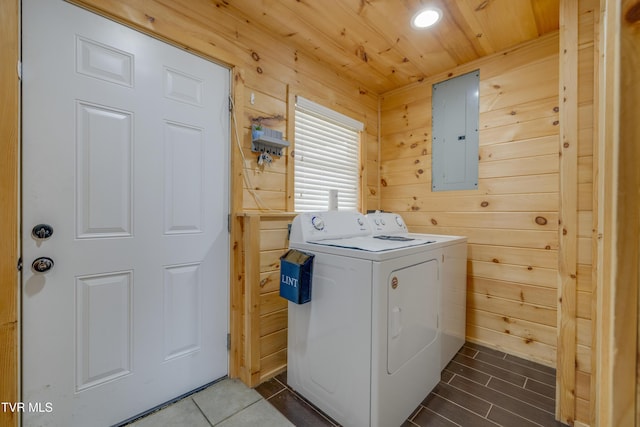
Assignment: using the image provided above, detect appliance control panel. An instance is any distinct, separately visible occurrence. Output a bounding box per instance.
[289,211,371,243]
[366,211,408,235]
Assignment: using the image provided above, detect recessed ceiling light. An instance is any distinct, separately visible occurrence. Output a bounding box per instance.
[411,7,442,29]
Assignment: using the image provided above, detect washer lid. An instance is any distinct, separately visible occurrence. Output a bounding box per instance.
[308,235,435,252]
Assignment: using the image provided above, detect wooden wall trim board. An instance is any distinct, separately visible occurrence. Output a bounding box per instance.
[285,87,296,213]
[231,69,247,218]
[0,0,19,427]
[229,66,246,380]
[558,0,579,424]
[596,0,640,425]
[617,2,640,425]
[243,215,262,386]
[230,214,244,381]
[594,0,618,424]
[590,1,602,424]
[360,130,369,213]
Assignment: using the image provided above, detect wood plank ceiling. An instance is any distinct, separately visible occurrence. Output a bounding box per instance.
[219,0,560,93]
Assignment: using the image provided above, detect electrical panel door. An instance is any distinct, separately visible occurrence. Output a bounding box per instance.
[432,70,479,191]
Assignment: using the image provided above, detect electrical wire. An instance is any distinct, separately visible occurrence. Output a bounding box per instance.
[229,95,283,212]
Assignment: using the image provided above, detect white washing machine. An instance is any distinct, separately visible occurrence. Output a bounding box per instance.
[287,211,466,427]
[366,211,468,370]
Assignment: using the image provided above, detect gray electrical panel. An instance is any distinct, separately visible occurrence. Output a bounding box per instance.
[431,70,479,191]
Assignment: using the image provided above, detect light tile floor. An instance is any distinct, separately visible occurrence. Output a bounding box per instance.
[124,378,294,427]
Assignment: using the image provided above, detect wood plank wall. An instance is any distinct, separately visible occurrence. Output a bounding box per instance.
[237,213,295,386]
[380,32,562,365]
[69,0,379,387]
[379,6,599,423]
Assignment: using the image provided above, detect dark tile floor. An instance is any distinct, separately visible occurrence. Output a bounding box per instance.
[256,342,569,427]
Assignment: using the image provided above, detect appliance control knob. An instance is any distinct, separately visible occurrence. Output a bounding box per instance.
[374,219,380,226]
[381,219,386,226]
[311,216,325,231]
[395,216,404,227]
[357,217,364,226]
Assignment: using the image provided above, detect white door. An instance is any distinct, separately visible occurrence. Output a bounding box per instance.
[22,1,230,425]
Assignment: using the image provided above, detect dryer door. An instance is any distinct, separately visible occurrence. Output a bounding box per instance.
[387,259,439,373]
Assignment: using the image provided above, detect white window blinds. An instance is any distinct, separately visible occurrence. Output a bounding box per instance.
[294,97,363,212]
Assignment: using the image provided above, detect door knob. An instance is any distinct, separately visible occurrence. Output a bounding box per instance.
[32,257,54,273]
[32,224,54,240]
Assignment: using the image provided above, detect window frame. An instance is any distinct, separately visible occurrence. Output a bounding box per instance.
[289,96,365,213]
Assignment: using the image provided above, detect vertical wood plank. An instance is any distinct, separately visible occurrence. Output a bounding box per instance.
[286,86,296,212]
[230,214,244,380]
[232,68,246,219]
[615,0,640,424]
[558,0,579,423]
[229,67,246,381]
[244,215,262,387]
[0,0,19,426]
[595,0,618,425]
[359,129,369,213]
[372,96,382,212]
[590,1,602,425]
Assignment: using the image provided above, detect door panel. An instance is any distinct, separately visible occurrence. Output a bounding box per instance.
[163,121,205,234]
[387,260,439,374]
[76,271,133,391]
[22,1,230,425]
[76,102,133,238]
[163,263,202,360]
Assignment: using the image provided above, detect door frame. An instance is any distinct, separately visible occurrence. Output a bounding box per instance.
[0,1,20,427]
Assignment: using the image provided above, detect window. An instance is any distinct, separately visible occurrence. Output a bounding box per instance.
[294,97,363,212]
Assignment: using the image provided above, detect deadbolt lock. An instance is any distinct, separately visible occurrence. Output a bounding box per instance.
[32,224,54,240]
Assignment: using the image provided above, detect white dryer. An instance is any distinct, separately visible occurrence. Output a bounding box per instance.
[366,211,468,370]
[287,211,465,427]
